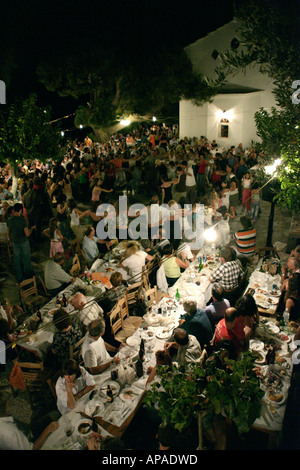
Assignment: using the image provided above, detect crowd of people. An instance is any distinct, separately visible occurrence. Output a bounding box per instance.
[0,123,299,450]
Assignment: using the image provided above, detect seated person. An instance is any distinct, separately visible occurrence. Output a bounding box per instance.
[179,297,213,349]
[213,307,246,356]
[284,273,300,322]
[82,226,104,266]
[70,292,104,330]
[164,328,202,371]
[281,257,300,292]
[44,252,75,296]
[119,242,154,284]
[98,272,127,313]
[0,300,23,331]
[146,350,172,387]
[0,416,58,450]
[81,319,120,375]
[161,244,189,287]
[209,247,244,294]
[55,359,96,415]
[44,308,83,373]
[204,283,230,329]
[234,294,259,342]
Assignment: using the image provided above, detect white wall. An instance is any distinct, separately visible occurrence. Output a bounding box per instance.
[179,91,277,147]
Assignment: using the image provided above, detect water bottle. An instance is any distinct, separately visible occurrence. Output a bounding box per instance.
[283,309,290,327]
[151,301,157,315]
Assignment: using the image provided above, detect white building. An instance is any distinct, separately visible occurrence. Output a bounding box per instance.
[179,20,278,147]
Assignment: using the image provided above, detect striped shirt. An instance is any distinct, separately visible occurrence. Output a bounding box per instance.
[233,227,256,255]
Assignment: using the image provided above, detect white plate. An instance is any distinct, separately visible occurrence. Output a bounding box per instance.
[126,336,139,347]
[265,323,280,334]
[140,329,155,340]
[119,388,139,402]
[253,350,266,364]
[156,327,172,340]
[249,340,265,351]
[76,419,93,436]
[267,390,286,406]
[99,381,120,398]
[85,401,105,417]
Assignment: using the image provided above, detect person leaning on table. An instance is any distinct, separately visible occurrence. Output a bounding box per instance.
[55,359,96,415]
[44,252,75,297]
[81,318,121,375]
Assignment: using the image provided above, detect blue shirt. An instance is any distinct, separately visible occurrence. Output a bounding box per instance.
[180,309,213,348]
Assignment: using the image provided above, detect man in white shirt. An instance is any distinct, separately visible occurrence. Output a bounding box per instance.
[0,417,58,450]
[82,227,100,265]
[70,292,104,330]
[44,252,75,296]
[81,319,120,374]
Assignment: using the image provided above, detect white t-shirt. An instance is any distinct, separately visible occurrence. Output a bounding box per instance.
[0,417,33,450]
[122,250,148,283]
[81,335,111,369]
[73,302,103,327]
[55,366,95,415]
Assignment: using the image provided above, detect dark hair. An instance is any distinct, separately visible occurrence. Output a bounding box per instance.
[212,283,225,301]
[100,436,126,450]
[162,244,174,256]
[110,271,123,287]
[157,424,178,448]
[88,319,105,337]
[85,226,94,237]
[220,247,232,262]
[235,294,258,317]
[13,203,23,213]
[155,350,172,369]
[240,216,252,229]
[61,359,81,378]
[53,308,72,331]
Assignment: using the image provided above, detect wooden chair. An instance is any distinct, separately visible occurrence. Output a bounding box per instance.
[0,232,11,263]
[125,281,143,308]
[12,361,48,410]
[118,296,142,332]
[69,336,85,363]
[145,286,159,310]
[109,302,127,343]
[17,276,48,313]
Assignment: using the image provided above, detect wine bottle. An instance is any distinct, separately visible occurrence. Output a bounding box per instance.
[106,385,114,403]
[175,289,180,301]
[139,339,145,361]
[136,359,143,378]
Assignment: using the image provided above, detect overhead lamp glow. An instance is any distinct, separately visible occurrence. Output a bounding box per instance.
[61,131,64,136]
[216,109,233,123]
[79,124,83,129]
[204,228,217,242]
[265,158,282,175]
[120,119,130,126]
[152,116,157,122]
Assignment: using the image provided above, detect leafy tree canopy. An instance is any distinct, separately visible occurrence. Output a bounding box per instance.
[211,0,300,213]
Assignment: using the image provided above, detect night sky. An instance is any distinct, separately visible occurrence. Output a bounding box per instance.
[0,0,235,117]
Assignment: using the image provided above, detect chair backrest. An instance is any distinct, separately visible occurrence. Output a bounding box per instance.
[18,277,38,300]
[69,336,85,361]
[125,281,143,305]
[109,303,123,336]
[117,296,129,323]
[145,286,158,309]
[18,362,44,386]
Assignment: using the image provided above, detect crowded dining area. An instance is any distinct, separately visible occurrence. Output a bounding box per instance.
[0,126,299,452]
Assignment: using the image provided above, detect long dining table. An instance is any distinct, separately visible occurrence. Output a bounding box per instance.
[12,243,296,450]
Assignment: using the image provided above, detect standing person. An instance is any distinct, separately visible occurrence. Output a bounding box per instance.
[241,172,252,215]
[173,166,187,204]
[185,160,197,205]
[7,203,35,283]
[233,216,256,258]
[196,153,207,196]
[49,217,64,258]
[250,181,261,223]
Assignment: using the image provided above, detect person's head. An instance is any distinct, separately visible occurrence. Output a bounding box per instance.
[157,424,178,450]
[110,271,123,287]
[13,203,23,215]
[224,308,238,329]
[140,239,151,251]
[220,247,232,263]
[162,244,174,257]
[85,226,95,239]
[53,252,65,265]
[240,216,252,229]
[173,328,189,346]
[286,273,300,301]
[288,256,300,273]
[292,245,300,259]
[126,242,139,256]
[235,294,258,318]
[49,217,58,238]
[155,350,172,369]
[53,308,72,331]
[182,297,198,316]
[88,318,105,338]
[100,436,126,450]
[61,359,81,381]
[71,292,87,310]
[212,283,225,301]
